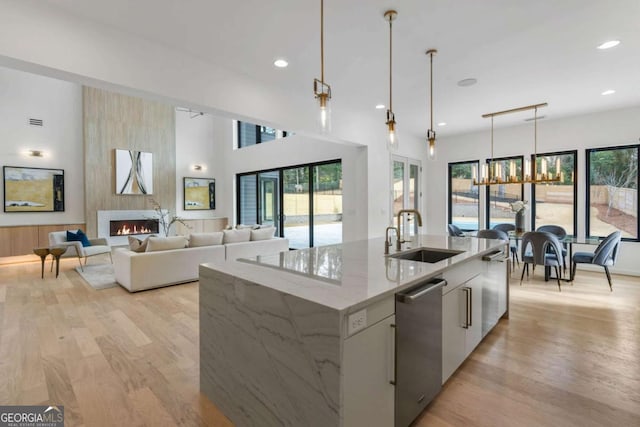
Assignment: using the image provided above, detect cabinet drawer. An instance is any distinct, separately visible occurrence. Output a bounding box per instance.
[442,258,483,295]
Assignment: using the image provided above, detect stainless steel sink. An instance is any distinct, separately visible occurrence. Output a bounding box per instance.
[389,247,463,263]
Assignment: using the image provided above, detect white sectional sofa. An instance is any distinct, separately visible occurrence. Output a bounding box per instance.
[113,231,288,292]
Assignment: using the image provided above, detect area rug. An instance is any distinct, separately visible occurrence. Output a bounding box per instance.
[75,264,119,290]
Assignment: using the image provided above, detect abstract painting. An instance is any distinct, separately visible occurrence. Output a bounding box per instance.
[115,149,153,195]
[3,166,65,212]
[184,177,215,210]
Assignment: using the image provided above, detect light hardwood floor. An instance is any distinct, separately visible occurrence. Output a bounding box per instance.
[1,258,639,427]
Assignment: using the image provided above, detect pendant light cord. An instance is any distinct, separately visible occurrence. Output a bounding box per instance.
[429,52,433,131]
[320,0,324,84]
[389,16,393,112]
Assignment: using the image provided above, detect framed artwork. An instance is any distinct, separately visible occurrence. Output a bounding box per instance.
[184,177,215,210]
[3,166,65,212]
[115,149,153,194]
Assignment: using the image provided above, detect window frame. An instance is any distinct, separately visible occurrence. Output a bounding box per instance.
[530,150,578,235]
[236,158,342,248]
[585,144,639,242]
[485,155,524,229]
[237,121,287,148]
[448,159,480,232]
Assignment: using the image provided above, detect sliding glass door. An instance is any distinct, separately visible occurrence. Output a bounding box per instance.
[237,160,342,249]
[283,166,310,249]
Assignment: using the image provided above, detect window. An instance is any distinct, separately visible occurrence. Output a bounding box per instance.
[237,121,287,148]
[486,156,523,229]
[448,160,480,232]
[586,145,639,240]
[237,160,342,248]
[531,151,577,235]
[391,156,421,237]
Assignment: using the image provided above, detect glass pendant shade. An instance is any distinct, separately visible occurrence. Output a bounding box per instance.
[317,94,331,133]
[387,115,399,151]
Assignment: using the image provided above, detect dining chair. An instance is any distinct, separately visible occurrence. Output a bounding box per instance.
[536,225,568,272]
[477,229,508,240]
[571,231,621,291]
[520,231,564,291]
[448,224,465,237]
[492,223,519,267]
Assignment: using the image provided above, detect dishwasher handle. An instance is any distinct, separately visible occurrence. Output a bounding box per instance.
[396,279,447,304]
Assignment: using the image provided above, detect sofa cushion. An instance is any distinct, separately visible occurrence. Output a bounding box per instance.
[67,229,92,247]
[189,232,224,247]
[250,226,276,241]
[145,236,188,252]
[128,235,157,253]
[223,228,251,244]
[236,224,259,230]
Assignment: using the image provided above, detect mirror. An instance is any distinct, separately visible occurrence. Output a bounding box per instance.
[183,177,215,210]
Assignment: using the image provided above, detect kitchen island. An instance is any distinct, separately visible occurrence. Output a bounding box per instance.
[199,235,508,427]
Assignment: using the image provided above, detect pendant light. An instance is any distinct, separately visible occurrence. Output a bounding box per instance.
[473,102,560,186]
[384,10,398,150]
[426,49,437,160]
[314,0,331,133]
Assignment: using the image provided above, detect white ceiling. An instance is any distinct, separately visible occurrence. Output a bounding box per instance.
[44,0,640,138]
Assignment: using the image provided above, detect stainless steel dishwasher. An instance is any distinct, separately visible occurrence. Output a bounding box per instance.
[395,277,446,427]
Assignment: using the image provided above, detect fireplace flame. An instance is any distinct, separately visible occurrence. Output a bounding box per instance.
[115,225,153,235]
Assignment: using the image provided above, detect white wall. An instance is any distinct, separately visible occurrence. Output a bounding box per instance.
[427,106,640,276]
[0,66,83,226]
[175,111,231,220]
[0,1,429,240]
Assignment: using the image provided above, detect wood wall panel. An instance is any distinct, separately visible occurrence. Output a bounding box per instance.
[0,224,86,257]
[174,218,228,236]
[83,87,176,237]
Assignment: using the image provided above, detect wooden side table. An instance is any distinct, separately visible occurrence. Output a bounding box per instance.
[49,247,67,278]
[33,247,50,279]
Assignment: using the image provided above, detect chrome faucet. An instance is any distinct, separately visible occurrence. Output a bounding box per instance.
[396,209,423,250]
[385,226,399,255]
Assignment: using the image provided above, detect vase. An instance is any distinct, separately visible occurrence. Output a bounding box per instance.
[515,211,525,233]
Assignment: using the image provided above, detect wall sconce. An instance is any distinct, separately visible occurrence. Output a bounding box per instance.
[193,164,204,171]
[28,150,44,157]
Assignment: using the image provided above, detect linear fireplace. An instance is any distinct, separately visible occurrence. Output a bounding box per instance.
[98,210,166,246]
[109,219,159,237]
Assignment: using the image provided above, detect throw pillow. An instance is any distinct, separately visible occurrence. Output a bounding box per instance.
[145,236,188,252]
[250,227,276,241]
[189,232,223,247]
[67,229,92,247]
[223,228,251,244]
[128,235,156,253]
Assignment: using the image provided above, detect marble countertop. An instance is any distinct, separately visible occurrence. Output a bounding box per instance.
[200,234,505,312]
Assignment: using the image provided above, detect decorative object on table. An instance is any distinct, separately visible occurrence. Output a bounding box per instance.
[3,166,64,212]
[115,149,153,194]
[183,177,215,210]
[510,200,529,232]
[149,198,189,237]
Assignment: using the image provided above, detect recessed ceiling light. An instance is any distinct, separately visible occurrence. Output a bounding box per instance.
[597,40,620,50]
[273,59,289,68]
[437,122,447,127]
[601,89,616,96]
[375,104,386,109]
[457,78,477,87]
